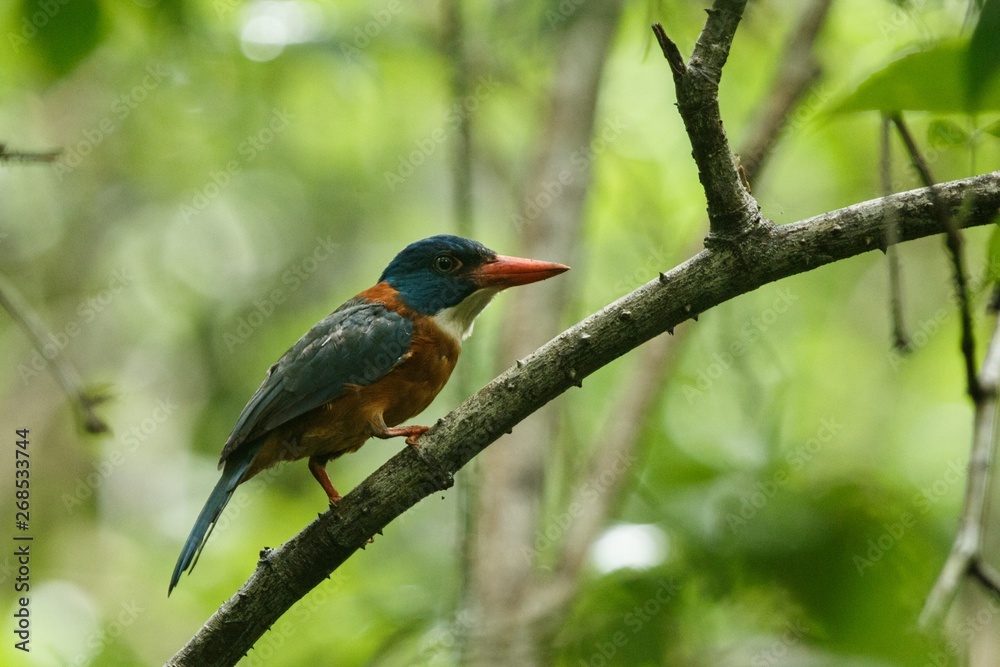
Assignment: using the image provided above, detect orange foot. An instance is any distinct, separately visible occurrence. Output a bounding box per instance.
[308,457,343,505]
[373,424,429,448]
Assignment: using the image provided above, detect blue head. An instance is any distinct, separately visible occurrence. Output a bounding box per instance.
[378,235,568,338]
[380,236,495,314]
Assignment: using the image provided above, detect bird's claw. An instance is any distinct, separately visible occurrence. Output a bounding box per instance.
[405,426,429,447]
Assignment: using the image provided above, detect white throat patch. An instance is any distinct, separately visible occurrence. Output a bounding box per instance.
[433,288,501,343]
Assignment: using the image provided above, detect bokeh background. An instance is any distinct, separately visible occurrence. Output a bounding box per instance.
[2,0,1000,664]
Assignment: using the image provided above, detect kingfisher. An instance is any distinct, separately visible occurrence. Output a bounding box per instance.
[169,235,568,594]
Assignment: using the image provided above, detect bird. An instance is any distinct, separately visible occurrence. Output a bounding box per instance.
[169,235,568,594]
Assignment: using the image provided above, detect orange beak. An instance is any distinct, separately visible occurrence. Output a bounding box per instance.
[471,255,570,289]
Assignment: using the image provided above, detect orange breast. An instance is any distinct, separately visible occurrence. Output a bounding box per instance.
[242,311,460,480]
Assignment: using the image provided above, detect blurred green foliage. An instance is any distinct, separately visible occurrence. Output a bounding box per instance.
[833,39,1000,113]
[967,0,1000,108]
[1,0,1000,665]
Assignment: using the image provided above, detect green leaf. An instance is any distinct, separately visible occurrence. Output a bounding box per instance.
[834,39,1000,114]
[19,0,104,78]
[968,0,1000,109]
[927,119,969,147]
[985,117,1000,138]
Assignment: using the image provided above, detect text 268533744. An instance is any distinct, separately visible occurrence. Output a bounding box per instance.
[13,428,31,653]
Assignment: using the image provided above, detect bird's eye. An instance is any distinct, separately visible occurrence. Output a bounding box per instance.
[433,254,461,274]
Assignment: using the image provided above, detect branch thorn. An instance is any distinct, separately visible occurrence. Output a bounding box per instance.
[651,23,687,78]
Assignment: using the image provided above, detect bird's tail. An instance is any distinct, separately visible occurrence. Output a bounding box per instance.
[168,444,260,595]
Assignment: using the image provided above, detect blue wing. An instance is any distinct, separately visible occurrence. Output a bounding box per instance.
[218,297,413,463]
[171,298,412,593]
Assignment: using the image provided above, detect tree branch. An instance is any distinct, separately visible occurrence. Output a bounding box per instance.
[534,0,835,621]
[652,0,759,238]
[0,143,61,163]
[168,171,1000,666]
[0,143,105,432]
[465,1,625,663]
[920,310,1000,626]
[0,273,109,434]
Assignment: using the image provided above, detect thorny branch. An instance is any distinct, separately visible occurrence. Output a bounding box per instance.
[168,172,1000,667]
[534,0,836,623]
[651,0,759,239]
[167,2,1000,663]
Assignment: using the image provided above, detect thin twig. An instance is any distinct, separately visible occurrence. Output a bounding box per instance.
[890,113,981,400]
[0,273,108,433]
[969,559,1000,598]
[0,144,62,163]
[920,314,1000,626]
[650,0,760,238]
[881,115,910,351]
